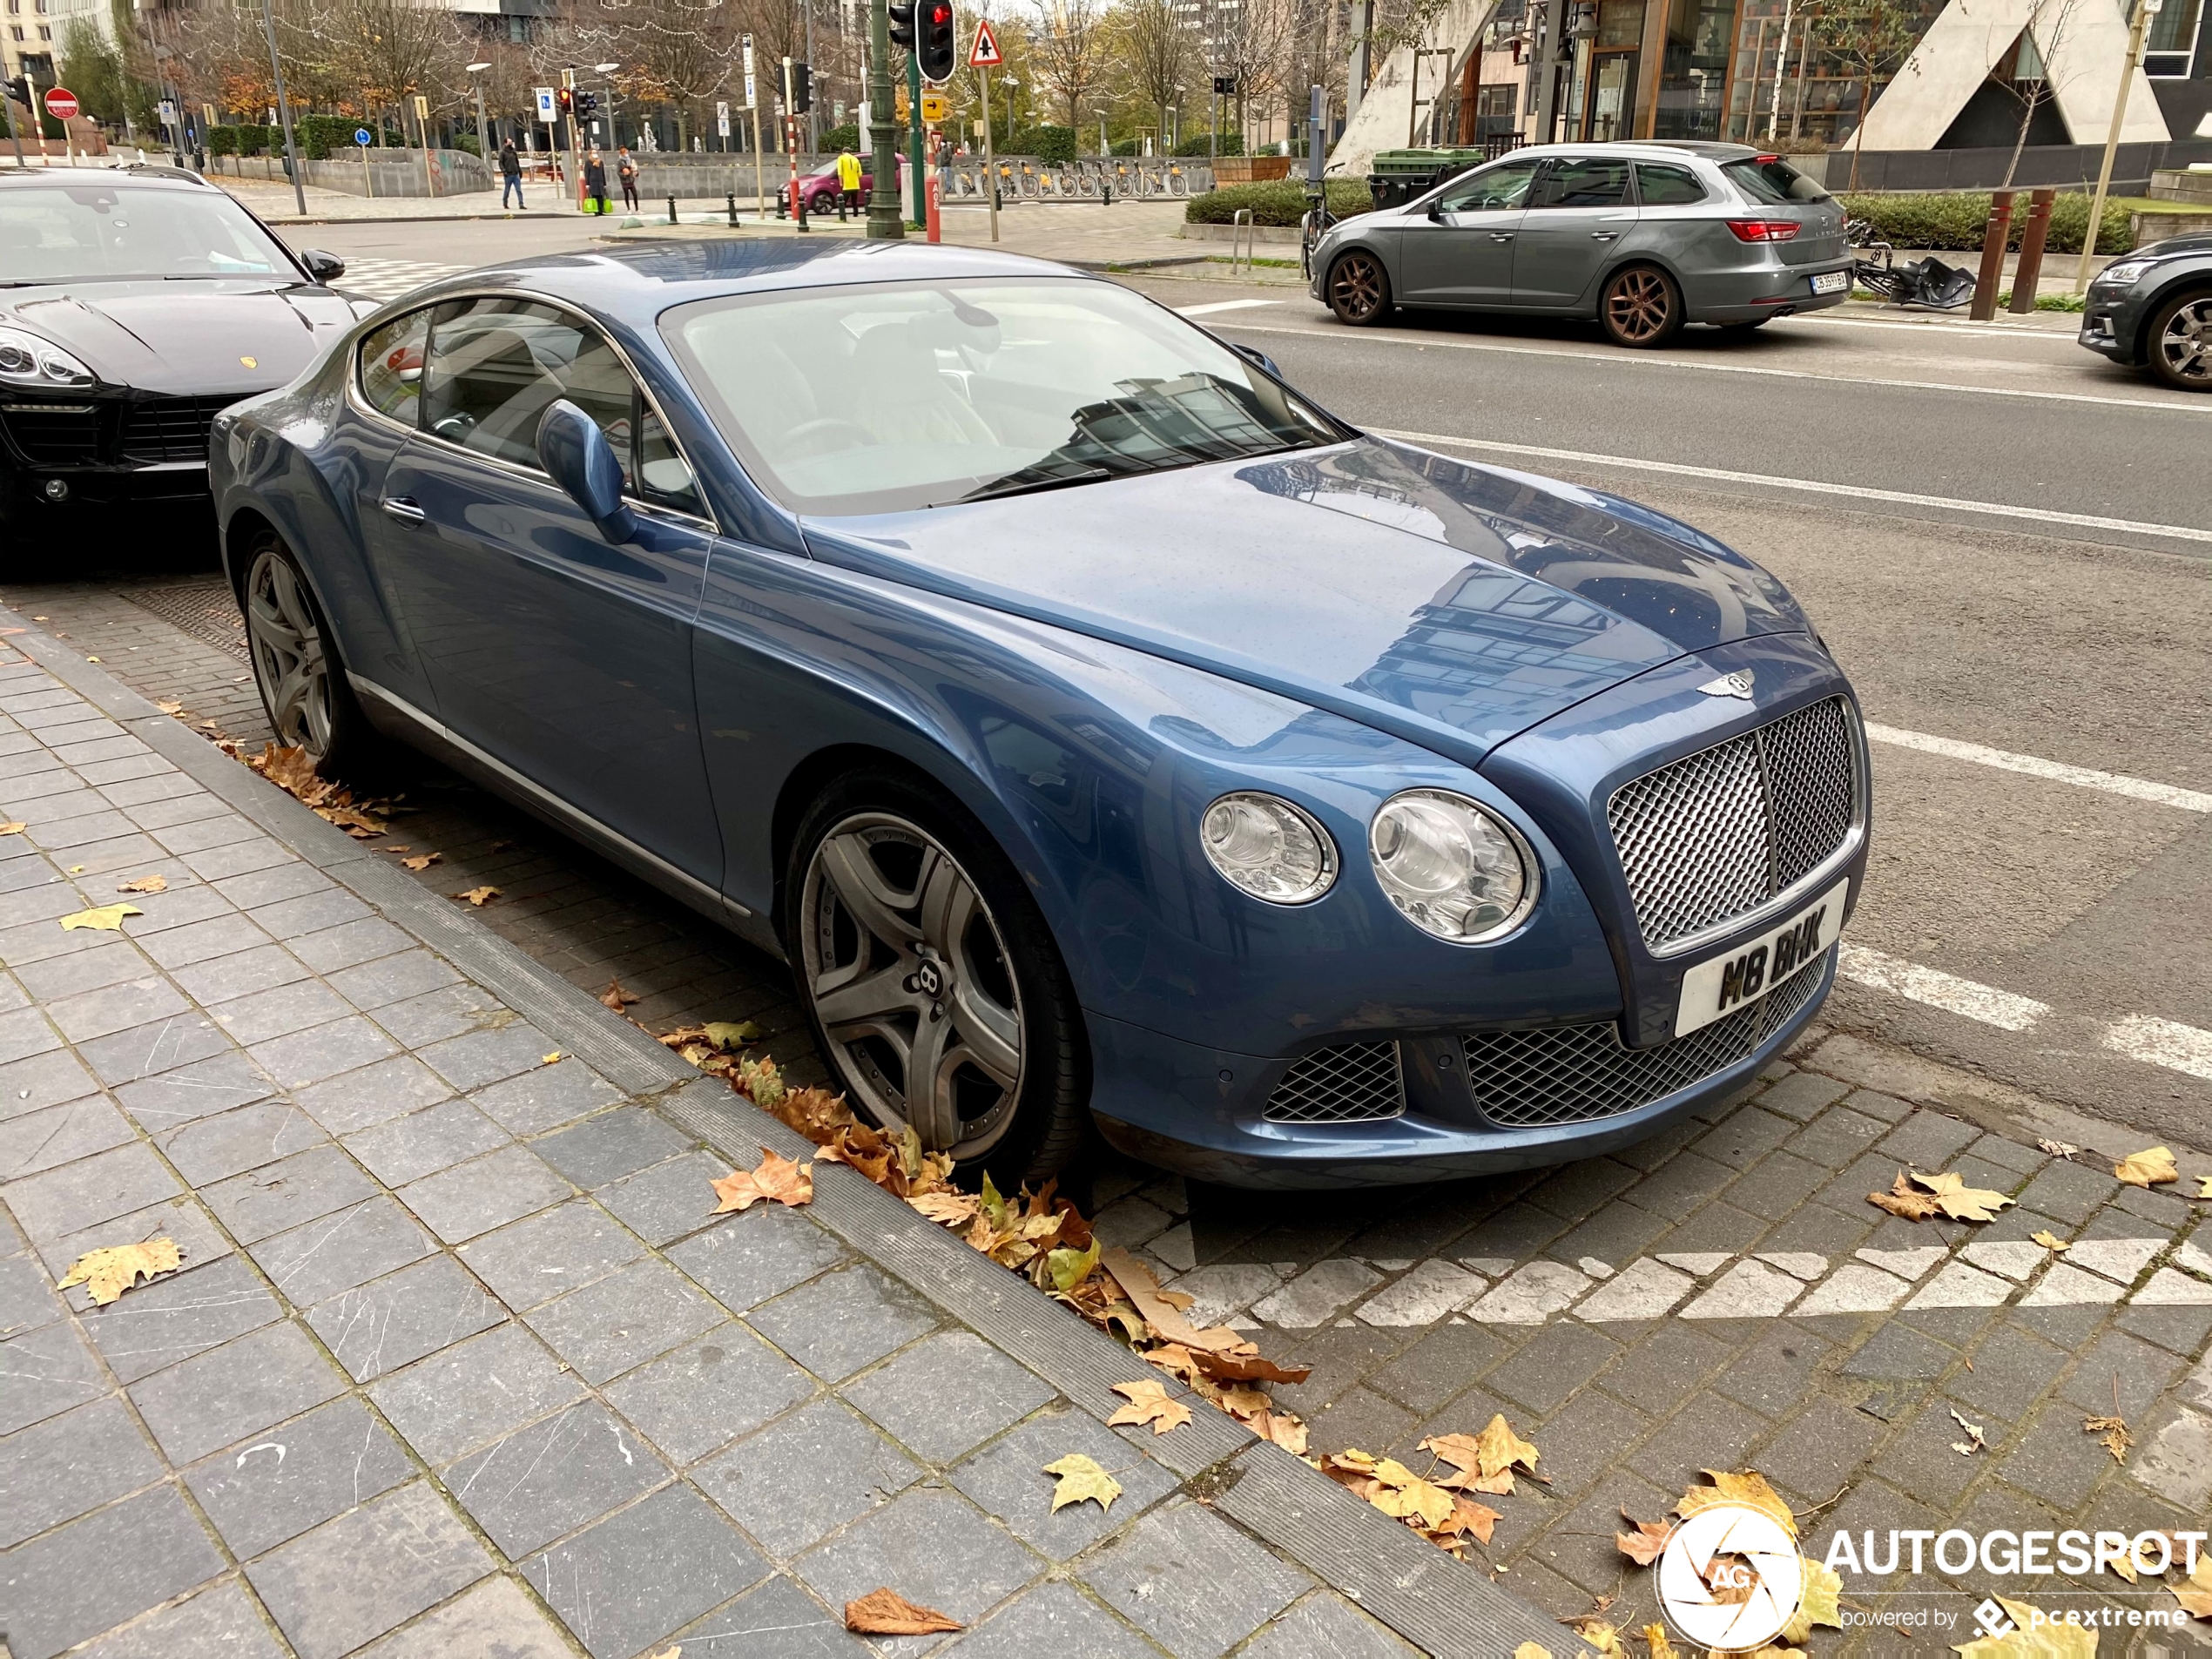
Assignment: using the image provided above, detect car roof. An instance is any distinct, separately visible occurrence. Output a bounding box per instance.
[1478,139,1768,165]
[0,164,222,190]
[393,239,1091,322]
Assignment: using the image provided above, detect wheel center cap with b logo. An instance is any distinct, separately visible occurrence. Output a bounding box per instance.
[914,959,946,999]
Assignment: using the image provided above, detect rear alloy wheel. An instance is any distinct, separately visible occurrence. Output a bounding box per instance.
[2148,289,2212,393]
[1328,250,1393,327]
[241,534,377,776]
[1602,265,1683,348]
[792,772,1088,1183]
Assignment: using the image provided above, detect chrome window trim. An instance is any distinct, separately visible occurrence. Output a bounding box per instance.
[347,671,753,924]
[344,287,721,535]
[1611,698,1868,961]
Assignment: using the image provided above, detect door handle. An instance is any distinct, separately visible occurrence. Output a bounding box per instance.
[1489,232,1514,242]
[380,496,427,525]
[1590,231,1621,241]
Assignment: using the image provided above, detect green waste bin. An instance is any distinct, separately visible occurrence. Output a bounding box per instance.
[1366,146,1491,211]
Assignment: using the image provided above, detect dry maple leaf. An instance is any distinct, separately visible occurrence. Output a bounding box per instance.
[2114,1146,2180,1188]
[401,853,440,871]
[0,821,24,835]
[1676,1470,1797,1537]
[1042,1452,1123,1513]
[59,902,142,933]
[1560,1615,1621,1655]
[1950,1406,1986,1454]
[540,1051,562,1066]
[1910,1169,2016,1222]
[843,1588,961,1635]
[1868,1170,1944,1221]
[599,978,638,1010]
[115,874,166,894]
[1511,1646,1554,1659]
[767,1085,857,1144]
[909,1188,982,1228]
[56,1238,183,1305]
[2171,1558,2212,1621]
[1642,1622,1681,1659]
[1615,1512,1670,1566]
[155,699,184,715]
[1190,1348,1312,1386]
[1108,1378,1193,1435]
[709,1148,813,1213]
[2084,1413,2133,1463]
[453,886,499,907]
[1102,1247,1246,1353]
[2038,1137,2081,1160]
[1781,1559,1844,1646]
[2030,1231,2069,1251]
[1470,1413,1541,1483]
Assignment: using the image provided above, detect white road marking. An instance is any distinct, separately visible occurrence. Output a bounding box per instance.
[1777,312,2083,343]
[1371,428,2212,544]
[338,258,467,303]
[1224,320,2212,415]
[1177,299,1281,316]
[2103,1013,2212,1082]
[1865,724,2212,813]
[1835,943,2050,1031]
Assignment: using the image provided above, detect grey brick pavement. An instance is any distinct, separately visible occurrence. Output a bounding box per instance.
[0,629,1469,1659]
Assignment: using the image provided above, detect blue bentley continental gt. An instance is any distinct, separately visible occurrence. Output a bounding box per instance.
[209,240,1868,1190]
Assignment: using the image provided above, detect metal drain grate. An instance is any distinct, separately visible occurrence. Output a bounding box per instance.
[122,581,251,664]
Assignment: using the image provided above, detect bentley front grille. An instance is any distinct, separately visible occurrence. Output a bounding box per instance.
[1607,697,1858,951]
[1263,1041,1406,1124]
[1460,948,1829,1130]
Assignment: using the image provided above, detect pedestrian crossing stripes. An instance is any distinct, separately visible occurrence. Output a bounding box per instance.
[336,258,467,304]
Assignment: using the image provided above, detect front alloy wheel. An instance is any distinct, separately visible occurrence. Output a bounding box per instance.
[800,812,1028,1160]
[1328,250,1393,327]
[1602,265,1683,348]
[246,544,335,756]
[2149,290,2212,392]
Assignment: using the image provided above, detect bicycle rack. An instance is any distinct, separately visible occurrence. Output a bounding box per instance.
[1231,208,1254,279]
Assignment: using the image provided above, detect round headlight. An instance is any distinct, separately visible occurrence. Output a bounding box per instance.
[1368,789,1536,943]
[1200,792,1337,905]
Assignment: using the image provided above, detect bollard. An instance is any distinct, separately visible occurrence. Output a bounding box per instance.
[667,193,678,225]
[1102,180,1111,206]
[727,192,738,227]
[774,187,788,219]
[795,183,808,232]
[2009,187,2055,314]
[926,174,941,243]
[837,189,847,222]
[1971,191,2014,321]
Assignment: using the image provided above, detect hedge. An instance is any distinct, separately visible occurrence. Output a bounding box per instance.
[819,122,859,152]
[1836,190,2133,256]
[1185,179,1375,227]
[1175,132,1242,158]
[1012,125,1076,165]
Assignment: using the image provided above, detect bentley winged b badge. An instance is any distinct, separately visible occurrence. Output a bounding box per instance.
[1698,670,1757,700]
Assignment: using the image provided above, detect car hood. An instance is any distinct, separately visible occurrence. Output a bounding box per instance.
[800,436,1809,763]
[0,280,361,396]
[2134,231,2212,261]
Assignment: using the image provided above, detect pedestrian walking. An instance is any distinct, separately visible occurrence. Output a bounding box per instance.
[837,146,863,216]
[498,138,524,210]
[583,147,609,217]
[617,145,639,211]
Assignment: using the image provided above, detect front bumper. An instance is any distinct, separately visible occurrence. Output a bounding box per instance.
[1089,948,1836,1189]
[2077,300,2136,364]
[0,390,240,514]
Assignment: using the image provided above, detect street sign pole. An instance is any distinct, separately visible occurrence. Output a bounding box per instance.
[866,0,904,239]
[743,37,765,218]
[3,82,24,169]
[258,0,307,214]
[907,50,924,226]
[970,19,1002,243]
[2074,0,2157,293]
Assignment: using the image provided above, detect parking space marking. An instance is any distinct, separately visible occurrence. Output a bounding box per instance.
[1177,299,1282,317]
[2105,1013,2212,1082]
[1837,944,2053,1031]
[339,258,468,304]
[1223,320,2212,415]
[1865,724,2212,813]
[1372,428,2212,544]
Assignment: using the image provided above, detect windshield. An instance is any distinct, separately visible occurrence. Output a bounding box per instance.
[1723,156,1830,205]
[0,184,300,285]
[663,277,1345,515]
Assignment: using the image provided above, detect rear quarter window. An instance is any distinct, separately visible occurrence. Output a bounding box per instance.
[1635,164,1708,206]
[1722,157,1831,204]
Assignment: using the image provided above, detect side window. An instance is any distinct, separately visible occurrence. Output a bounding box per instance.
[558,329,637,491]
[1530,158,1632,209]
[637,407,705,516]
[1437,158,1541,212]
[358,308,429,425]
[1635,164,1708,206]
[421,298,585,470]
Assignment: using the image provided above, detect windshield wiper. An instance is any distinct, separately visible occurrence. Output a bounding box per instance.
[954,464,1112,504]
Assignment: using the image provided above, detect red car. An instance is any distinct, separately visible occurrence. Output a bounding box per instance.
[796,157,906,215]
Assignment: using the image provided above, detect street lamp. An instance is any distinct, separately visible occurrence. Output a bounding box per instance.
[464,62,490,162]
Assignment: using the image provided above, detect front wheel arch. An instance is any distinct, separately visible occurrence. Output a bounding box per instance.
[2138,280,2212,389]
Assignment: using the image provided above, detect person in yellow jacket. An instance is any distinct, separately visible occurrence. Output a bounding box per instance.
[836,148,863,216]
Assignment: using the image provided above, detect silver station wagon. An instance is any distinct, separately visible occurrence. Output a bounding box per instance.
[1311,140,1852,347]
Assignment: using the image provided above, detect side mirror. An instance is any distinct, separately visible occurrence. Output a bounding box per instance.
[297,248,346,283]
[1231,341,1284,380]
[536,399,636,543]
[1427,199,1447,221]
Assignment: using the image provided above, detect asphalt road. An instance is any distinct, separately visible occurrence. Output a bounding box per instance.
[1126,277,2212,1154]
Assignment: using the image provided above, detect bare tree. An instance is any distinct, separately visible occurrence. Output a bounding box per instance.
[1998,0,2078,187]
[1110,0,1189,148]
[1825,0,1919,189]
[1029,0,1109,128]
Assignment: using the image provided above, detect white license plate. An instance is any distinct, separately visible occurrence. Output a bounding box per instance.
[1674,879,1849,1037]
[1811,271,1850,295]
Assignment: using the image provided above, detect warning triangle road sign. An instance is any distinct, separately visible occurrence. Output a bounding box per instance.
[968,18,1003,67]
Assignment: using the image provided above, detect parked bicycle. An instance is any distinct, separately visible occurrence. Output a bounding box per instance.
[1846,217,1975,310]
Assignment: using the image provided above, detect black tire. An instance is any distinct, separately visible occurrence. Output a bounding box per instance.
[2145,287,2212,393]
[237,528,381,779]
[786,766,1089,1186]
[1601,264,1683,348]
[1327,248,1393,327]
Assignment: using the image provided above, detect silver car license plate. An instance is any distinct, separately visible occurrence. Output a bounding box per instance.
[1674,879,1848,1037]
[1811,271,1850,295]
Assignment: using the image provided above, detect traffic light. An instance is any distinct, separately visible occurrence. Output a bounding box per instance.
[556,85,575,118]
[576,90,599,119]
[3,76,26,110]
[919,0,955,82]
[1213,75,1237,95]
[789,60,811,113]
[888,0,916,49]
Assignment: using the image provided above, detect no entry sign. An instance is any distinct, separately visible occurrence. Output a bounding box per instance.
[44,87,80,122]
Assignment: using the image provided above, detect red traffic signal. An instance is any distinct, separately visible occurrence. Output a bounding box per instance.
[920,0,955,81]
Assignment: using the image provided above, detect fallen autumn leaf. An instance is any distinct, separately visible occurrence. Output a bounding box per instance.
[2084,1413,2132,1463]
[59,903,142,933]
[401,853,440,871]
[843,1588,961,1635]
[56,1238,183,1305]
[600,979,639,1010]
[2114,1146,2179,1188]
[453,886,499,907]
[115,874,166,894]
[1042,1452,1122,1513]
[2030,1231,2069,1251]
[709,1147,813,1213]
[0,821,24,835]
[1676,1469,1797,1537]
[1107,1378,1192,1435]
[1615,1513,1669,1566]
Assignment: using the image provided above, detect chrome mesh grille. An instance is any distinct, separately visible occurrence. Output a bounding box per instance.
[1461,949,1829,1129]
[1264,1041,1406,1123]
[1608,698,1858,950]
